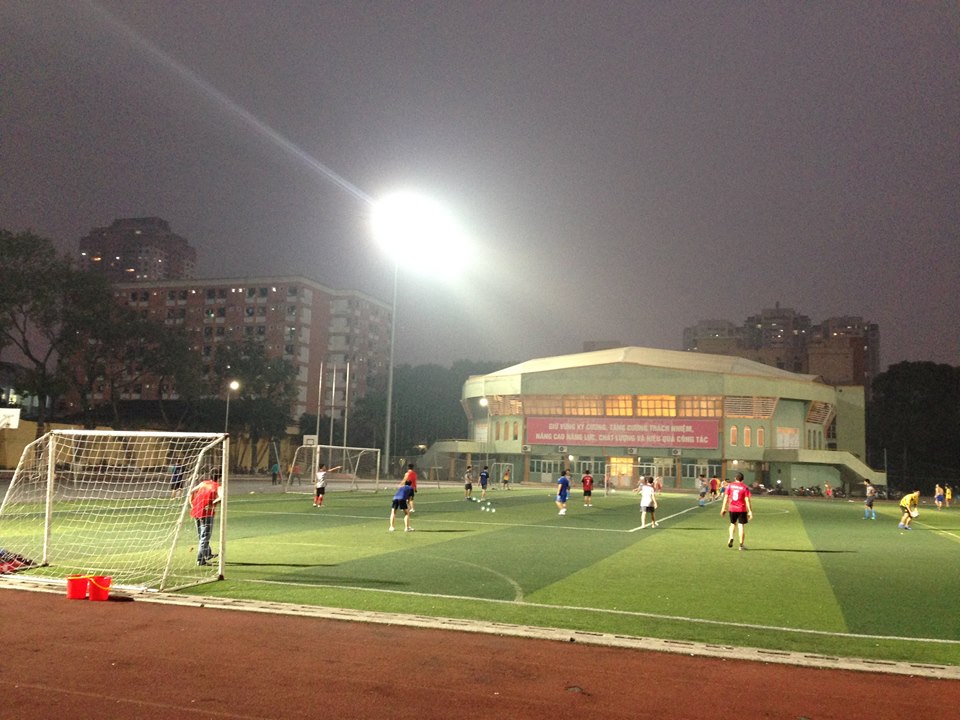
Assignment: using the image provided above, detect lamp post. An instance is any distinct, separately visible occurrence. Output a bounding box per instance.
[224,380,240,434]
[371,191,468,477]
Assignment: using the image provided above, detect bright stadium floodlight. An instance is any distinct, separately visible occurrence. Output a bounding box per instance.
[371,190,468,477]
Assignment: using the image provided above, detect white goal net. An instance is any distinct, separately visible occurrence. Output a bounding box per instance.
[0,430,228,591]
[289,443,382,491]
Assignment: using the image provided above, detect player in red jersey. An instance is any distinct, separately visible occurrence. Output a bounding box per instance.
[720,472,753,550]
[581,471,594,507]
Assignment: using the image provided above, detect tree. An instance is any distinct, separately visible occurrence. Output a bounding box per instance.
[0,230,108,435]
[213,340,298,469]
[868,361,960,492]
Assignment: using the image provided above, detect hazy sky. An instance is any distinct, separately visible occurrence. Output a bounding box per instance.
[2,1,958,369]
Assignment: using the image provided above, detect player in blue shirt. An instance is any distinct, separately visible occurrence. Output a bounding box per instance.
[389,480,415,532]
[556,470,570,516]
[479,466,490,499]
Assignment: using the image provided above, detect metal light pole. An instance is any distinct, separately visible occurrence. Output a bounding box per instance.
[383,262,399,477]
[224,380,240,434]
[371,190,468,479]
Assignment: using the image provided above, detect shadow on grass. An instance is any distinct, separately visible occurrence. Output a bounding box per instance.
[411,529,472,533]
[226,562,336,568]
[749,548,858,554]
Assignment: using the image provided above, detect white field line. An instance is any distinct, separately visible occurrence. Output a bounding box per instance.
[243,577,960,646]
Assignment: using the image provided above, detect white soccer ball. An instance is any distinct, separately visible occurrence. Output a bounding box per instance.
[491,508,496,513]
[610,489,616,494]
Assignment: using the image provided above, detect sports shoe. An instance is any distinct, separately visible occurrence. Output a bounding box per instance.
[727,538,734,548]
[197,560,208,566]
[904,526,912,530]
[388,527,395,532]
[558,509,566,516]
[405,527,415,532]
[898,523,905,529]
[739,545,746,551]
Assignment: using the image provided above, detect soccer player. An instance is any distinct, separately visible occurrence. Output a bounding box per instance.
[697,474,708,506]
[189,471,223,565]
[709,475,720,500]
[720,471,752,550]
[934,484,945,511]
[635,476,657,528]
[581,469,594,507]
[946,485,953,508]
[501,467,511,490]
[479,466,490,499]
[555,469,570,516]
[463,465,474,500]
[898,490,920,530]
[403,463,418,513]
[314,463,341,507]
[389,479,415,532]
[863,480,877,520]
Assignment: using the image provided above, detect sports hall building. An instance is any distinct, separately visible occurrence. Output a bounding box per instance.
[443,347,884,491]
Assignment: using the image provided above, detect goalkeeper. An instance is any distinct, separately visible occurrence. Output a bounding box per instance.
[897,489,921,531]
[189,471,223,565]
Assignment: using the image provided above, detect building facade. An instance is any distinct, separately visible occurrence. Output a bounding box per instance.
[683,304,880,394]
[112,276,391,420]
[79,217,197,281]
[435,347,883,492]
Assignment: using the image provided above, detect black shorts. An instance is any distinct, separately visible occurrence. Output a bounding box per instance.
[583,490,592,497]
[391,499,408,510]
[865,497,874,508]
[464,483,472,490]
[729,511,749,524]
[315,486,326,496]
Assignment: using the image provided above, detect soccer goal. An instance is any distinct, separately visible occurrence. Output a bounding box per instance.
[0,430,228,592]
[289,443,382,492]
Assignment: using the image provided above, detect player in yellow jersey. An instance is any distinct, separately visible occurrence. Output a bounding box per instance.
[897,490,920,530]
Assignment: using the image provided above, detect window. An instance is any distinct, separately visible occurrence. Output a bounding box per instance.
[757,427,765,447]
[743,426,752,447]
[245,307,256,317]
[730,426,738,446]
[259,287,268,297]
[495,422,501,441]
[524,396,564,416]
[678,396,723,417]
[513,421,519,440]
[605,395,633,416]
[562,395,602,416]
[637,395,676,417]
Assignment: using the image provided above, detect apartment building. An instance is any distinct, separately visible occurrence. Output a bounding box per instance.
[113,276,391,420]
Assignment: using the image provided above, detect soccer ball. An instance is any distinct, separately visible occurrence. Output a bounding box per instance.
[491,508,496,513]
[610,489,616,494]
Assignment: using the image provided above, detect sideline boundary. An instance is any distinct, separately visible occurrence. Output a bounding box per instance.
[3,577,957,680]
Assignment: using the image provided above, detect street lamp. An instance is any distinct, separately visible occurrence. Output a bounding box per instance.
[371,191,469,477]
[224,380,240,434]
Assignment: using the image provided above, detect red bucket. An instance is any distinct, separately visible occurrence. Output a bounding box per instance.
[66,575,89,600]
[87,576,112,601]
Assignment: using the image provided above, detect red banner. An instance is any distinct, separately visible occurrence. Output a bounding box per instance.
[526,417,719,449]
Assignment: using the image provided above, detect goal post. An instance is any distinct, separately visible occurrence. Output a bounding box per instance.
[289,443,382,492]
[0,429,228,592]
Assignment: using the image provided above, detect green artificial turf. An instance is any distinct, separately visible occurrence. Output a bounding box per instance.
[169,486,960,666]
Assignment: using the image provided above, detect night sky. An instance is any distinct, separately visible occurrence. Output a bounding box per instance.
[2,1,957,369]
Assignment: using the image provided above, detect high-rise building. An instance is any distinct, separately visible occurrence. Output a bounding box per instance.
[683,305,879,394]
[79,217,197,281]
[112,276,390,420]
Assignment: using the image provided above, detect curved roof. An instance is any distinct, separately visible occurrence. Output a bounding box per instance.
[487,346,821,382]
